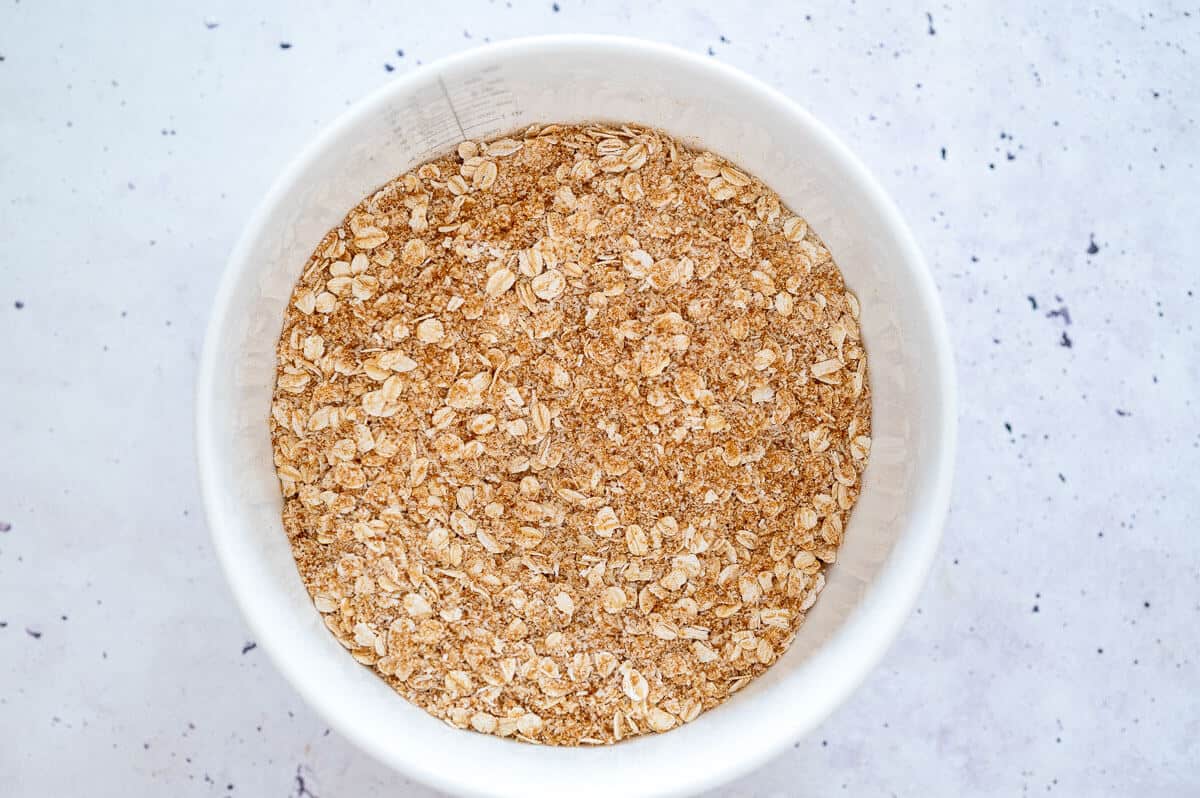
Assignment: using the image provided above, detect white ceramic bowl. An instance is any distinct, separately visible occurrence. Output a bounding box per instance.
[197,35,955,798]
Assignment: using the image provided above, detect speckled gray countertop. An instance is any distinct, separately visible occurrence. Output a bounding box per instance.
[1,1,1197,795]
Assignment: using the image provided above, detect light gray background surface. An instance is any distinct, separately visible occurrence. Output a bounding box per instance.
[1,1,1196,795]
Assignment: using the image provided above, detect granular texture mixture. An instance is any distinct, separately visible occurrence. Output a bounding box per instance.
[270,123,871,745]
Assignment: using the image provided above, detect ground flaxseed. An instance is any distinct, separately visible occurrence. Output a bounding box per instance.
[270,123,871,745]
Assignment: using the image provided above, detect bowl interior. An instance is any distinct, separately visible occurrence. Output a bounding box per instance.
[198,37,952,798]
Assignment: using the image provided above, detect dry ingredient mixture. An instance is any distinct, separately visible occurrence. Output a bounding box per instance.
[270,123,871,745]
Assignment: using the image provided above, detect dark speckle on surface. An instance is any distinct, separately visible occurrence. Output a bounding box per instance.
[940,147,946,160]
[204,19,219,30]
[1087,234,1100,255]
[926,12,936,35]
[26,627,42,639]
[1004,421,1012,433]
[14,300,24,309]
[1027,295,1038,310]
[552,1,560,11]
[279,42,292,50]
[706,46,715,56]
[294,765,317,798]
[0,521,10,532]
[396,49,405,57]
[1032,605,1040,613]
[1060,331,1073,348]
[1046,306,1072,325]
[1115,409,1131,417]
[384,63,394,72]
[241,641,257,654]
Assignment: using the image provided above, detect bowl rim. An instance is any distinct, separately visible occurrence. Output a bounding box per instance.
[196,33,956,798]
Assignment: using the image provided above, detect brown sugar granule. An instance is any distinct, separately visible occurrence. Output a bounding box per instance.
[270,123,872,745]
